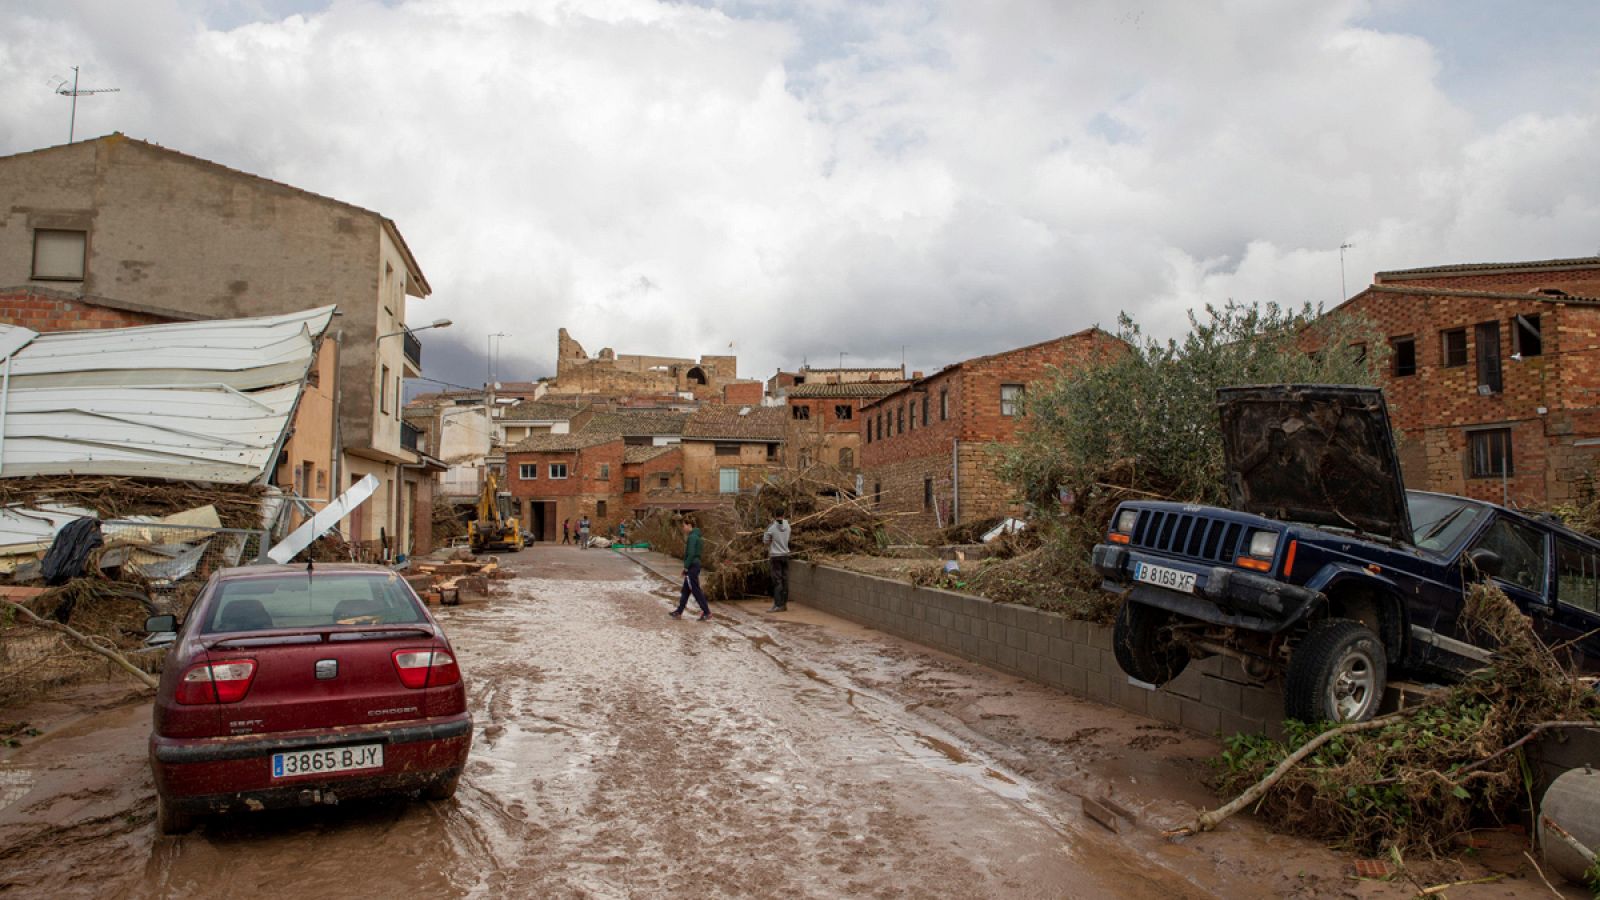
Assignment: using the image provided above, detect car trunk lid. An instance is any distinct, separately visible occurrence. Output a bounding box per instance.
[1216,384,1413,544]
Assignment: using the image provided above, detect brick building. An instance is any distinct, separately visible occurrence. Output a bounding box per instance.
[680,405,788,497]
[858,329,1126,535]
[505,431,626,541]
[767,364,907,398]
[1320,256,1600,507]
[785,381,908,477]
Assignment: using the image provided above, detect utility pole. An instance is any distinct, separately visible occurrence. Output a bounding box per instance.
[838,351,847,382]
[56,66,119,144]
[486,332,508,385]
[1339,243,1355,301]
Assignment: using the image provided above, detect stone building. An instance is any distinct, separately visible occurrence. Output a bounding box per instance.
[680,405,788,497]
[858,329,1126,535]
[0,134,439,556]
[1320,255,1600,507]
[549,328,760,401]
[785,380,908,477]
[766,364,907,398]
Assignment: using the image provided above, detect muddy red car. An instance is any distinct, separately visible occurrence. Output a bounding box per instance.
[146,564,472,834]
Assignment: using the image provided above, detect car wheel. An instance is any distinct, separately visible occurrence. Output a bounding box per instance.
[1112,602,1189,686]
[1284,619,1388,723]
[156,793,195,836]
[423,770,461,802]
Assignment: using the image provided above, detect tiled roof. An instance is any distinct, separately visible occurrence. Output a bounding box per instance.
[503,399,589,421]
[507,431,619,453]
[683,405,788,441]
[1376,256,1600,280]
[624,445,679,464]
[589,410,690,435]
[1363,285,1600,305]
[786,381,909,399]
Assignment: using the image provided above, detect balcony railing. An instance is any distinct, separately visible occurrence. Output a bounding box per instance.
[401,422,422,454]
[402,326,423,368]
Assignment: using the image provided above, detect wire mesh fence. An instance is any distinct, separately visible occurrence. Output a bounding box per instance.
[0,522,268,708]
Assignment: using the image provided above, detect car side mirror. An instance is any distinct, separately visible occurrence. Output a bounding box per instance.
[1466,548,1504,579]
[145,614,178,633]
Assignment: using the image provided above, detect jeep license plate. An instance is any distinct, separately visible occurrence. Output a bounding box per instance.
[1133,561,1197,594]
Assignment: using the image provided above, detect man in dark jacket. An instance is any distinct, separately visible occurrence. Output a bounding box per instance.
[671,517,712,621]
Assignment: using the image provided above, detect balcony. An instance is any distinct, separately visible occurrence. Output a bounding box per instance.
[402,326,423,370]
[401,421,422,454]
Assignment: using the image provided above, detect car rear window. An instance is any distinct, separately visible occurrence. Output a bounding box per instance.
[202,572,427,633]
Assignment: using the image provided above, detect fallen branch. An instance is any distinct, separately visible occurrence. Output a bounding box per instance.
[1167,712,1406,837]
[1,597,159,691]
[1415,873,1504,895]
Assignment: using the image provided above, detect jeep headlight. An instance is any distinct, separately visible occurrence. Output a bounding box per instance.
[1114,509,1139,534]
[1247,530,1279,559]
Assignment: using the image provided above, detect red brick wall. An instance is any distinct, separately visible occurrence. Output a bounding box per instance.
[507,440,628,531]
[722,382,763,406]
[622,447,684,508]
[1321,288,1600,506]
[0,288,176,330]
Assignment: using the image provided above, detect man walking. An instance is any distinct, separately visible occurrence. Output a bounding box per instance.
[578,515,591,549]
[562,518,571,545]
[763,511,792,612]
[670,517,712,621]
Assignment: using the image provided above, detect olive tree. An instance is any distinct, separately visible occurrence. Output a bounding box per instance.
[1003,301,1389,513]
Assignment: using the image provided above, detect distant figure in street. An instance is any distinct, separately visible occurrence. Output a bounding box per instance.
[578,516,591,549]
[763,511,792,612]
[618,521,627,544]
[562,518,571,545]
[671,517,711,621]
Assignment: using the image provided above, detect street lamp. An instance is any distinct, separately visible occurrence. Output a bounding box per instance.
[378,318,453,341]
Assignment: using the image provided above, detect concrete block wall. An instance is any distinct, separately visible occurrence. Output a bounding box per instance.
[790,561,1286,738]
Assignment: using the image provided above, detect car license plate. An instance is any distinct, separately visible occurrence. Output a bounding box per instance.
[271,743,384,779]
[1133,561,1197,594]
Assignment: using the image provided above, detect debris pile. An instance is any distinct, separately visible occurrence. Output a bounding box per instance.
[1201,582,1599,854]
[405,549,514,605]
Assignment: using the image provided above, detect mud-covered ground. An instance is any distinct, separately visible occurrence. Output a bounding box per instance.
[0,545,1579,898]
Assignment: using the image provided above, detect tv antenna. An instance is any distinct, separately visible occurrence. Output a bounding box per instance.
[55,66,120,144]
[1339,242,1355,300]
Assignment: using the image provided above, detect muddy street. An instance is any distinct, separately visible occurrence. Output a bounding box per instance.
[3,545,1527,898]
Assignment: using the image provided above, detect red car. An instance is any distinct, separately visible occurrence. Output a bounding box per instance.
[146,564,472,834]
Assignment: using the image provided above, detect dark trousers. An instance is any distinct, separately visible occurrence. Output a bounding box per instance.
[768,555,790,608]
[676,564,710,615]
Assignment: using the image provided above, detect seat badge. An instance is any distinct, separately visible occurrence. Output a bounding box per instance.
[315,659,338,680]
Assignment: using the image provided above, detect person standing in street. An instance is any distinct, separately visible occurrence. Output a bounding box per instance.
[763,511,792,612]
[562,518,571,545]
[578,516,591,549]
[671,517,712,621]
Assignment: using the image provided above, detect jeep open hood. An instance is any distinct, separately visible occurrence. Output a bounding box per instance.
[1216,385,1412,544]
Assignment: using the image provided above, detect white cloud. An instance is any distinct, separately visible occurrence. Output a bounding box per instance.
[0,0,1596,386]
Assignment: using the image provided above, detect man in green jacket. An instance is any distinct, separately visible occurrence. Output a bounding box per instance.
[670,516,712,621]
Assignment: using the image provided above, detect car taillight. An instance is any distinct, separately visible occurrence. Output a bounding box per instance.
[392,649,461,689]
[175,659,257,704]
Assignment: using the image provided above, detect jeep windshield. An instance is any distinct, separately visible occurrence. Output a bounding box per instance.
[1406,492,1487,553]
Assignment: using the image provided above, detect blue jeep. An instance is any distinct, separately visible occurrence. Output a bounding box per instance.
[1091,385,1600,723]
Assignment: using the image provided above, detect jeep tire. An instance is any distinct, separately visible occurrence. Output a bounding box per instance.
[1112,601,1189,686]
[1284,619,1387,723]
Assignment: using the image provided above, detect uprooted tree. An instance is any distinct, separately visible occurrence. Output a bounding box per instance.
[1000,301,1390,512]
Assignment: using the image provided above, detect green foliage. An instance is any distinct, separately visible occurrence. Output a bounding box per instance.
[1001,301,1390,511]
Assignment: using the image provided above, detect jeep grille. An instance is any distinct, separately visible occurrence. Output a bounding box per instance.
[1130,510,1246,565]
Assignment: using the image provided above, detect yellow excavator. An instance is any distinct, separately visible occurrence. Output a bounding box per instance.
[469,470,525,553]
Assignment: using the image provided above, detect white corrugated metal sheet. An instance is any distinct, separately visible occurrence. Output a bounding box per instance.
[0,306,334,484]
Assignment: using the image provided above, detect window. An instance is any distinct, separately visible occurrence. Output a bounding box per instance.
[876,414,883,440]
[596,500,607,518]
[792,405,811,420]
[838,447,853,469]
[549,463,568,479]
[897,405,905,434]
[1557,538,1600,613]
[1000,384,1024,416]
[1392,336,1417,377]
[1441,329,1468,367]
[1469,428,1513,478]
[623,476,640,492]
[1349,342,1367,365]
[923,477,933,511]
[658,474,671,488]
[873,481,882,509]
[1476,321,1502,394]
[719,467,739,494]
[519,463,538,480]
[380,365,391,413]
[799,449,812,468]
[1514,314,1543,358]
[940,389,949,421]
[921,396,929,427]
[908,403,916,431]
[834,405,853,421]
[865,421,872,444]
[766,443,778,460]
[715,443,740,457]
[316,469,327,492]
[598,463,610,480]
[1468,515,1547,595]
[31,229,86,281]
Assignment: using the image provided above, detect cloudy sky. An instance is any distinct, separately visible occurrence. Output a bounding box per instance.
[1,1,1597,389]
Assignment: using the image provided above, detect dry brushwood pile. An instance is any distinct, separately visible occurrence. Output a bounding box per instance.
[0,475,267,530]
[1206,582,1600,854]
